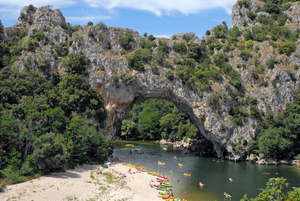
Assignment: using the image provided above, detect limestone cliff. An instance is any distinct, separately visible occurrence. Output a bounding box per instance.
[2,1,300,161]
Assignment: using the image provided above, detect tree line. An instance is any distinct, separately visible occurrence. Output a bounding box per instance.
[0,53,112,191]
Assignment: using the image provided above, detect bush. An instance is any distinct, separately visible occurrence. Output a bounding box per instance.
[54,42,68,57]
[254,33,266,42]
[230,105,248,125]
[213,52,229,67]
[24,38,39,52]
[118,31,134,50]
[182,34,193,42]
[239,49,252,61]
[173,43,187,54]
[250,105,260,118]
[266,57,279,69]
[214,25,228,39]
[32,29,45,41]
[247,11,257,20]
[32,133,69,174]
[28,18,33,25]
[127,49,152,71]
[238,0,250,8]
[27,4,35,12]
[148,35,156,41]
[279,41,296,55]
[87,21,93,26]
[158,40,169,54]
[165,70,174,81]
[64,53,90,75]
[113,76,119,83]
[246,40,253,49]
[120,74,135,85]
[244,30,253,41]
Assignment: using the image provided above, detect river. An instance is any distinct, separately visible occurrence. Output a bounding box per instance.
[112,140,300,201]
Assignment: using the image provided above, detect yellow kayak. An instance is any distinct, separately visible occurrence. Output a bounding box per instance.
[163,147,167,151]
[183,173,191,176]
[158,162,166,166]
[178,163,183,167]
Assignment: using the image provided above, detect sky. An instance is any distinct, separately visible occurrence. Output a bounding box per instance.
[0,0,237,38]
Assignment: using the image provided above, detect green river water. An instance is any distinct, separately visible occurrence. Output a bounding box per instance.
[112,140,300,201]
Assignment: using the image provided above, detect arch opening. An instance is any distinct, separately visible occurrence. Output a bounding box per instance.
[111,97,216,156]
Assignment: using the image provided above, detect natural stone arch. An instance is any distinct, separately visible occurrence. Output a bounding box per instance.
[89,70,227,158]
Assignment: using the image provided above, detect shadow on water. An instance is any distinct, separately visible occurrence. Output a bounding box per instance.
[113,140,300,201]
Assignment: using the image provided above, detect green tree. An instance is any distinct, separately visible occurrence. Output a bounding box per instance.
[31,133,69,173]
[64,53,90,75]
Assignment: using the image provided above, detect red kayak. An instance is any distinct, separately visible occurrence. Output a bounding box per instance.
[156,175,168,179]
[157,178,168,181]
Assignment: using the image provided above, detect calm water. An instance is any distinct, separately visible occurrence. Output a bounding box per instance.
[112,140,300,201]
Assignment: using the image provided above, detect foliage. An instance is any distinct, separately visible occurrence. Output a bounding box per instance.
[165,70,174,81]
[121,99,199,141]
[266,57,279,69]
[0,66,111,186]
[213,24,228,39]
[140,38,157,49]
[54,42,68,57]
[230,105,248,125]
[182,34,193,42]
[173,43,187,54]
[279,41,296,55]
[186,43,207,62]
[247,11,257,21]
[120,74,136,85]
[239,49,252,61]
[238,0,250,8]
[118,31,134,50]
[24,38,39,52]
[63,53,90,75]
[127,49,153,71]
[241,177,300,201]
[248,86,300,159]
[32,133,69,173]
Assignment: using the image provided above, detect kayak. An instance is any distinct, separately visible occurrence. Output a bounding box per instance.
[224,192,232,199]
[159,192,167,195]
[199,183,205,187]
[163,147,167,151]
[161,184,172,187]
[161,196,174,199]
[125,144,134,147]
[157,178,168,181]
[158,162,166,165]
[183,173,191,176]
[157,175,168,179]
[154,185,168,188]
[156,187,171,191]
[178,163,184,167]
[163,182,171,185]
[121,148,129,150]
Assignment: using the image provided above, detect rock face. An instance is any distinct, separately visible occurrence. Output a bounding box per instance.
[16,5,65,27]
[3,2,300,160]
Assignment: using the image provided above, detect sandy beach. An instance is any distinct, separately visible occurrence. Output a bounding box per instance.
[0,163,165,201]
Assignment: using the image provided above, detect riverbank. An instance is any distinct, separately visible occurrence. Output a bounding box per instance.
[0,163,162,201]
